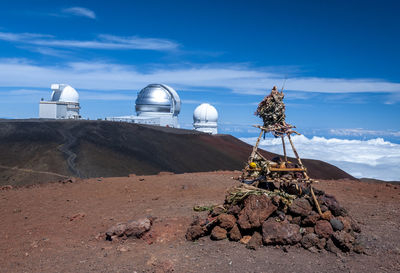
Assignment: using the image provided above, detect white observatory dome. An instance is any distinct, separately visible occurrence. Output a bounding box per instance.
[193,103,218,134]
[51,84,79,103]
[135,84,181,116]
[193,103,218,124]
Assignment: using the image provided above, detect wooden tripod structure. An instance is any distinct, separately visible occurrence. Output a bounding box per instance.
[245,122,323,215]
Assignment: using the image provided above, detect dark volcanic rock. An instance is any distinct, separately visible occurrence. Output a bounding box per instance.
[124,218,152,238]
[319,194,347,217]
[227,205,241,216]
[325,238,340,254]
[238,195,277,230]
[186,225,205,241]
[289,197,312,217]
[246,232,263,250]
[217,214,236,230]
[337,216,352,232]
[106,223,126,238]
[262,218,302,245]
[315,220,333,238]
[330,218,344,231]
[332,231,355,252]
[316,238,326,250]
[228,224,242,241]
[301,233,320,249]
[210,226,227,240]
[105,218,152,241]
[302,212,320,226]
[351,218,362,233]
[290,216,302,225]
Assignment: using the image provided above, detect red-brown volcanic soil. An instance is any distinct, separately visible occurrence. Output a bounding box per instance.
[1,172,399,273]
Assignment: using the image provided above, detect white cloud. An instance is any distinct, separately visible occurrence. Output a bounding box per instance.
[0,32,179,51]
[0,59,399,96]
[62,7,96,19]
[330,128,400,138]
[240,135,400,181]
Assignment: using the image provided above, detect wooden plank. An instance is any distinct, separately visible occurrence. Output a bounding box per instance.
[269,167,306,172]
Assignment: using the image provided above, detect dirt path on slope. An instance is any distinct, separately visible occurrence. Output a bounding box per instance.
[0,172,399,273]
[0,165,68,179]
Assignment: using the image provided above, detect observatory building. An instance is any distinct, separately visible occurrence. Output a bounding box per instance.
[39,84,80,119]
[193,103,218,134]
[107,84,181,128]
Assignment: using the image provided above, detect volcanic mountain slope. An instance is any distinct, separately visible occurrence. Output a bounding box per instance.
[0,120,354,187]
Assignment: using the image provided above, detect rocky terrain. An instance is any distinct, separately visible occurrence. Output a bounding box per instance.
[1,171,399,273]
[0,119,354,187]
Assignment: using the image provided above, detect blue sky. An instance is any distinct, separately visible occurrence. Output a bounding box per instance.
[0,0,399,179]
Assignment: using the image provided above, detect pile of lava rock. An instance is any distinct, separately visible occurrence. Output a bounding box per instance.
[186,185,364,254]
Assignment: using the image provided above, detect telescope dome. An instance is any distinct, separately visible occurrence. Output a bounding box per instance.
[135,84,181,116]
[51,84,79,103]
[193,103,218,125]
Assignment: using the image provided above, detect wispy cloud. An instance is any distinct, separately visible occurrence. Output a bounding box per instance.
[0,32,179,51]
[62,7,96,19]
[0,59,399,96]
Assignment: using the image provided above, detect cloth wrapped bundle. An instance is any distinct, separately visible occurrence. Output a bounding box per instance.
[256,86,285,127]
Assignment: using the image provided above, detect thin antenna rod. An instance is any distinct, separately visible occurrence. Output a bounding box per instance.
[280,77,287,93]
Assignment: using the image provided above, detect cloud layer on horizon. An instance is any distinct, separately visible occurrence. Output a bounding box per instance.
[0,59,399,96]
[240,135,400,181]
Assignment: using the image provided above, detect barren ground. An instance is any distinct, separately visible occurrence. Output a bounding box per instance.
[0,171,399,273]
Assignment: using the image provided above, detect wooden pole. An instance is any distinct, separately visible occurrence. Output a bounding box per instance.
[281,136,287,162]
[249,129,264,163]
[287,134,305,169]
[310,186,323,215]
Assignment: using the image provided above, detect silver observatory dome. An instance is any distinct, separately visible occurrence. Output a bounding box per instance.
[135,84,181,116]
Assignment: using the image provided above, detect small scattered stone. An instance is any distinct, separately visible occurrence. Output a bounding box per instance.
[105,218,152,241]
[117,246,129,252]
[69,212,86,221]
[106,223,127,239]
[124,218,152,238]
[239,235,252,244]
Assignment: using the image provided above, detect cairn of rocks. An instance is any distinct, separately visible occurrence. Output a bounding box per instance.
[186,184,364,253]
